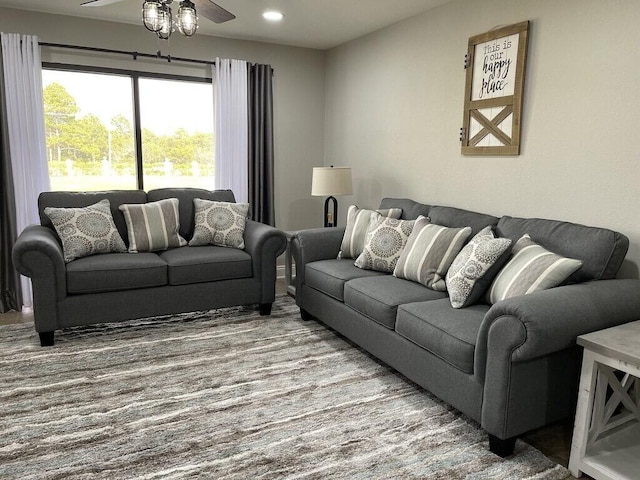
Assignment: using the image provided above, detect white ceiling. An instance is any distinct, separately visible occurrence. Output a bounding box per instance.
[0,0,450,50]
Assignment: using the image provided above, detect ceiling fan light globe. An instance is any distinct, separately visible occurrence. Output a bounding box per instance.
[156,4,174,39]
[142,0,163,32]
[177,1,198,37]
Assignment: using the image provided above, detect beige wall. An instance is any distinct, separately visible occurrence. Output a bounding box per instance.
[4,2,640,276]
[0,7,326,232]
[325,0,640,278]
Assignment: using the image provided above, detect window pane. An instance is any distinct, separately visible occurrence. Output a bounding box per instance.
[139,78,215,191]
[42,70,137,191]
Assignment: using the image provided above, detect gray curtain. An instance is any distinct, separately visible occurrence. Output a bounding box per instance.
[247,63,275,226]
[0,49,22,312]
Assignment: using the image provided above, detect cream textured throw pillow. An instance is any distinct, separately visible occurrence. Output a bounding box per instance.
[354,216,417,273]
[119,198,187,253]
[486,234,583,304]
[445,226,512,308]
[393,217,472,291]
[338,205,402,259]
[45,199,127,263]
[189,199,250,249]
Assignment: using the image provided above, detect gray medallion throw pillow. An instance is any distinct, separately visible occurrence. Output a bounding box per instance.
[354,216,418,273]
[44,199,127,263]
[445,226,512,308]
[338,205,403,259]
[189,199,250,249]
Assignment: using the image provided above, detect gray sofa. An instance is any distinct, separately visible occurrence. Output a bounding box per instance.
[12,188,287,347]
[291,197,640,456]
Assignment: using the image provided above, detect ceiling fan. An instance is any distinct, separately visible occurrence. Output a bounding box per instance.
[80,0,236,39]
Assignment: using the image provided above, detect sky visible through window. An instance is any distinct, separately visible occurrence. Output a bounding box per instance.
[42,70,214,135]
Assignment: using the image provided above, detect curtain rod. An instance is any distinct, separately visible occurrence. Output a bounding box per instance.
[39,42,216,66]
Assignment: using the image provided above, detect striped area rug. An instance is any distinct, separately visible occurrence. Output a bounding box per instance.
[0,296,569,479]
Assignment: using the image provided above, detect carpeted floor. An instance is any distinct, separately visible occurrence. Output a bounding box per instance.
[0,296,570,479]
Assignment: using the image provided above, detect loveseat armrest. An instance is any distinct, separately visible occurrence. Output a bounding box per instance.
[12,225,67,332]
[474,279,640,382]
[290,227,345,297]
[243,220,287,302]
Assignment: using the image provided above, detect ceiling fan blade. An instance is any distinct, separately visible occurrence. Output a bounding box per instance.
[194,0,236,24]
[81,0,127,6]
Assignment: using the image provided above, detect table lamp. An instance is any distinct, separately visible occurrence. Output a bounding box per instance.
[311,166,353,227]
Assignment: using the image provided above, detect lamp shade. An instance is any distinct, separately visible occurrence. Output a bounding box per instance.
[311,167,353,196]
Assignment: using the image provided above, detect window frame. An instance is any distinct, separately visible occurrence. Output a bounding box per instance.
[43,62,213,191]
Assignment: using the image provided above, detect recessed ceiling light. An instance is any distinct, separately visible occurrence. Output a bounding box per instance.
[263,10,284,22]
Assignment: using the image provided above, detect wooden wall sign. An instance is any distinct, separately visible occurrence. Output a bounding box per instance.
[461,21,529,156]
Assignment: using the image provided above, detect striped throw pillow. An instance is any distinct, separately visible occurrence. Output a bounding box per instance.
[393,217,472,291]
[486,234,583,304]
[119,198,187,253]
[338,205,402,259]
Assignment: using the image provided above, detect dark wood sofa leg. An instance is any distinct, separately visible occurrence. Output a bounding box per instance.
[39,331,55,347]
[488,434,516,457]
[259,303,272,316]
[300,308,313,321]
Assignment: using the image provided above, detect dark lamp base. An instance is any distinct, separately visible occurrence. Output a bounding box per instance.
[324,196,338,227]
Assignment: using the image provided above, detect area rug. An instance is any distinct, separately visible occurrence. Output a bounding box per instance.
[0,296,569,479]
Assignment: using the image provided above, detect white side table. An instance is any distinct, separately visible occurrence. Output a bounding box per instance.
[569,320,640,479]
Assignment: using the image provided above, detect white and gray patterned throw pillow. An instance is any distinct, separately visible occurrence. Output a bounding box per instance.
[393,217,472,291]
[338,205,403,259]
[354,216,418,273]
[486,234,583,304]
[189,199,250,249]
[44,199,127,263]
[445,226,512,308]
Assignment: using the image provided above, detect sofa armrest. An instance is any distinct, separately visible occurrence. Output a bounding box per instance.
[12,225,67,332]
[475,279,640,439]
[243,220,287,302]
[474,279,640,381]
[290,227,345,297]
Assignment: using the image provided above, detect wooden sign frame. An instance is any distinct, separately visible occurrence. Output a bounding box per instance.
[461,21,529,156]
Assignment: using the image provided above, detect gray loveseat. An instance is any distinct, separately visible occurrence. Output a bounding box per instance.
[291,197,640,456]
[12,188,287,347]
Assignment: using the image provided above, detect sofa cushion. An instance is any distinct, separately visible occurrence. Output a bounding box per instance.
[393,217,472,291]
[379,198,431,220]
[428,206,500,237]
[354,216,417,273]
[396,299,490,374]
[147,188,236,240]
[44,199,127,263]
[496,215,628,283]
[66,253,168,294]
[338,205,402,259]
[486,234,583,304]
[305,259,385,302]
[188,199,249,249]
[159,245,252,286]
[344,276,446,329]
